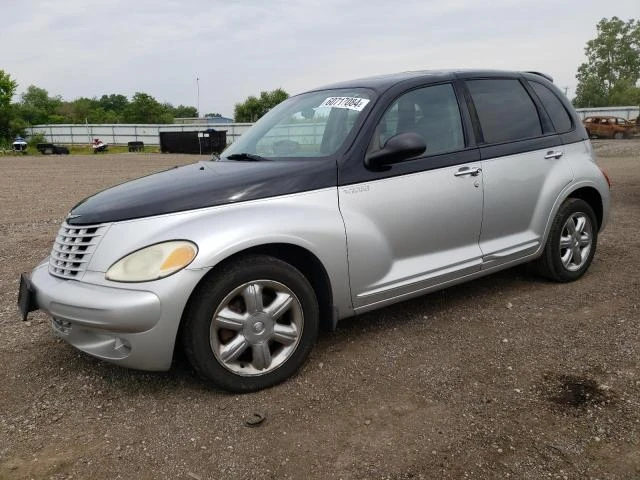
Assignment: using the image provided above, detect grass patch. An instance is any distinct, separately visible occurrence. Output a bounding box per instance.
[1,145,161,156]
[68,145,161,155]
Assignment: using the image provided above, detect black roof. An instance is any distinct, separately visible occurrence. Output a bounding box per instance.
[314,69,553,93]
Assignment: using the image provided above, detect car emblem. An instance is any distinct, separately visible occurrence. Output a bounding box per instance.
[66,213,81,220]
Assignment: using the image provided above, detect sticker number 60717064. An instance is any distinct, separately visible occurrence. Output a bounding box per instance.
[318,97,370,111]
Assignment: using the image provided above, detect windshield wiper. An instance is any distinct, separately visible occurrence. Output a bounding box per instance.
[226,153,270,162]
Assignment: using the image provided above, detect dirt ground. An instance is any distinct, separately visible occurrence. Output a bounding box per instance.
[0,140,638,480]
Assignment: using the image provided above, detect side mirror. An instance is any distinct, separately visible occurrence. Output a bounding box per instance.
[365,132,426,169]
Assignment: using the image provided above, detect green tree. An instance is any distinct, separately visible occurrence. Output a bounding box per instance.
[57,94,129,123]
[234,88,289,122]
[0,70,18,141]
[99,94,129,114]
[123,92,173,123]
[574,17,640,107]
[169,104,198,118]
[57,97,99,123]
[17,85,64,125]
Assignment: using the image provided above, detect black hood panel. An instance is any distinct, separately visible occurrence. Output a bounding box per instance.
[68,160,337,225]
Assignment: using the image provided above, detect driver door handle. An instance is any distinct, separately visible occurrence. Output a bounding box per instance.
[544,150,564,159]
[454,167,482,177]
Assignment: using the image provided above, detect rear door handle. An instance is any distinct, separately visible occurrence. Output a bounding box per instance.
[454,167,482,177]
[544,150,564,159]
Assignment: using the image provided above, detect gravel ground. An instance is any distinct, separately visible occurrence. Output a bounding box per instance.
[0,141,638,480]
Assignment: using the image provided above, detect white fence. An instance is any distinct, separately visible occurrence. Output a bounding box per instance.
[575,106,639,120]
[25,107,640,147]
[26,123,254,146]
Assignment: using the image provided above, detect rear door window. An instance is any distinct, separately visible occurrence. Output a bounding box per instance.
[466,79,542,144]
[529,81,573,133]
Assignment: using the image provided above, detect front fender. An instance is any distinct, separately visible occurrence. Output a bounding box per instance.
[86,187,353,319]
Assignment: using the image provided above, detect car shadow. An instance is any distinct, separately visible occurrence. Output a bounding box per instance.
[322,263,535,338]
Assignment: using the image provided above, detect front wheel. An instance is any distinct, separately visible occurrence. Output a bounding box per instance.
[182,255,319,392]
[534,198,598,282]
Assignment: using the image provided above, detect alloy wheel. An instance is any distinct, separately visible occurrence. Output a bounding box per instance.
[559,212,593,272]
[209,280,304,376]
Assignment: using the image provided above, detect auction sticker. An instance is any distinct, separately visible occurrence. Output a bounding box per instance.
[319,97,370,111]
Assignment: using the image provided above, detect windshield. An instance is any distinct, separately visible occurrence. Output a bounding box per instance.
[223,88,375,159]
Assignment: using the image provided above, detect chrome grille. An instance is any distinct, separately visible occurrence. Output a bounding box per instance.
[49,222,106,279]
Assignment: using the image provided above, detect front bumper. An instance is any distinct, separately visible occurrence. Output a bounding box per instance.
[27,261,207,371]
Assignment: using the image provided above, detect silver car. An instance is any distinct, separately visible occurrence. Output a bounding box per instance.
[18,70,610,392]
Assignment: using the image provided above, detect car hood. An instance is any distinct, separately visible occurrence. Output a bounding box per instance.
[67,159,337,225]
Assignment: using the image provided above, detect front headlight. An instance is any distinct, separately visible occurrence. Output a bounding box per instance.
[106,241,198,282]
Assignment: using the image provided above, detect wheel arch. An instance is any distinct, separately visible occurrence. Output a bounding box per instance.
[567,186,603,230]
[179,242,336,344]
[536,181,607,260]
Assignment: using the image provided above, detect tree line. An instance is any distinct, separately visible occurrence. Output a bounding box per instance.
[1,17,638,143]
[0,72,207,143]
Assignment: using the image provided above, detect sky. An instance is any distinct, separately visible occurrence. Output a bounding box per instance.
[2,0,639,119]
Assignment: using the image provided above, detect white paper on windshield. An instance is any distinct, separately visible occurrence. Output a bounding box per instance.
[318,97,370,111]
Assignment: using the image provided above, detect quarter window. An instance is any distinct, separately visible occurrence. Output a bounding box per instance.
[529,81,573,133]
[466,79,542,144]
[375,83,464,156]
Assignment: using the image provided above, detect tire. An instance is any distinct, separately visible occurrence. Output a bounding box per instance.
[182,255,319,392]
[54,146,69,154]
[614,132,624,140]
[534,198,598,282]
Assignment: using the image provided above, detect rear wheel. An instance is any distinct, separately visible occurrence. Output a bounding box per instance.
[534,198,598,282]
[182,255,319,392]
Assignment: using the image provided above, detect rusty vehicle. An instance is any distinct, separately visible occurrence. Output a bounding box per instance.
[583,115,637,139]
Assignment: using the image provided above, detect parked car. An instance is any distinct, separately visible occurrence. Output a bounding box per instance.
[19,70,610,392]
[583,115,637,139]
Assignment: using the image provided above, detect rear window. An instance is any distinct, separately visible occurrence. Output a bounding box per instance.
[529,81,573,133]
[466,79,542,144]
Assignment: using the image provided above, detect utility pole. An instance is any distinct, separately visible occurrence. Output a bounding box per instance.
[196,76,200,119]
